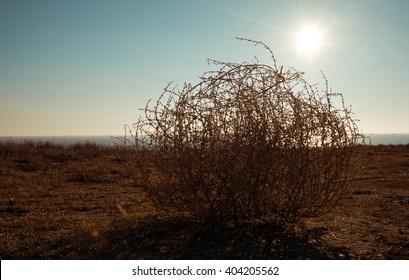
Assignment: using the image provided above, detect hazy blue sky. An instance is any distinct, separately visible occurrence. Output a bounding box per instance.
[1,0,408,136]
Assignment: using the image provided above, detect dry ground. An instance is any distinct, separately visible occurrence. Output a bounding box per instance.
[1,141,408,259]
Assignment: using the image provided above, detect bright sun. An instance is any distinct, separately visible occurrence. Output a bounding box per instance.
[295,26,323,55]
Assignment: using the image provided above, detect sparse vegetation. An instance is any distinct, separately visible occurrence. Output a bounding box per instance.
[1,141,408,259]
[129,38,361,226]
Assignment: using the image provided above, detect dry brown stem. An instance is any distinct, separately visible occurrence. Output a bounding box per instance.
[130,38,360,226]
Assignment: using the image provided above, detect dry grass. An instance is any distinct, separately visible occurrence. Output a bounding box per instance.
[1,142,408,259]
[0,141,153,259]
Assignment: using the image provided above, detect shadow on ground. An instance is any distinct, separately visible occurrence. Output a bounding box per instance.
[39,217,351,259]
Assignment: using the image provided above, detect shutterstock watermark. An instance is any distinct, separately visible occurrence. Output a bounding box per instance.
[132,266,217,277]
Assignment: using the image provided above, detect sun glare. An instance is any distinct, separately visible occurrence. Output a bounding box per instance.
[295,26,323,55]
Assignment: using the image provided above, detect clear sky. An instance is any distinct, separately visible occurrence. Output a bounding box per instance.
[1,0,408,136]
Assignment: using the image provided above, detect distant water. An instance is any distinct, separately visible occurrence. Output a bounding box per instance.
[0,134,408,146]
[364,134,409,145]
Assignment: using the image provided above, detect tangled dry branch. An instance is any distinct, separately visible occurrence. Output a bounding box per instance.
[130,38,361,225]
